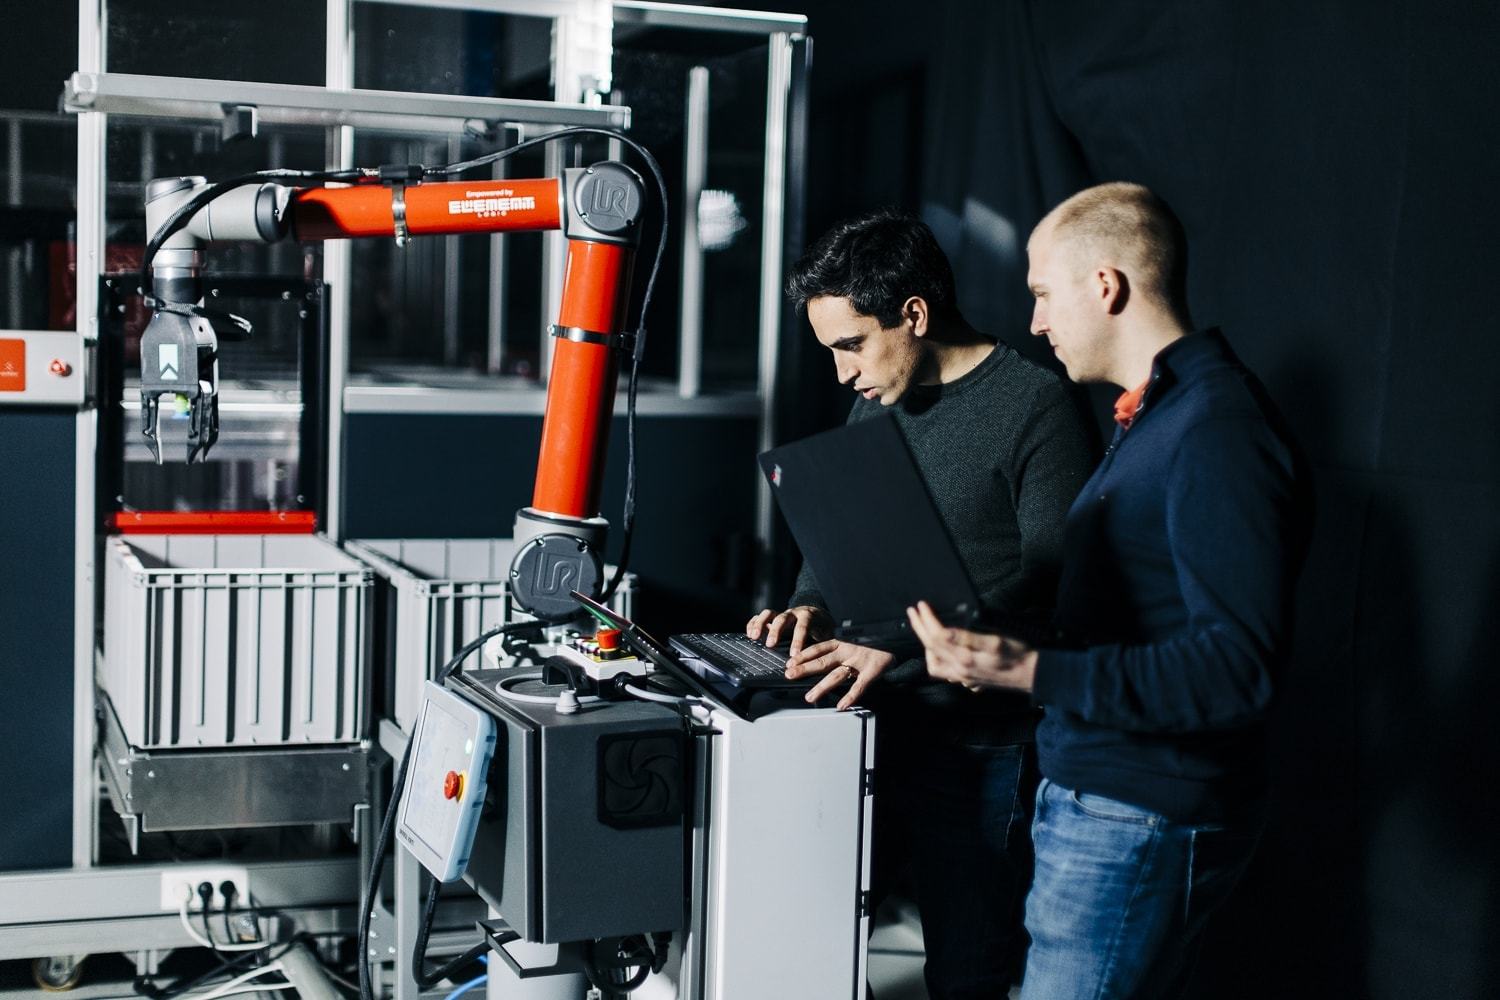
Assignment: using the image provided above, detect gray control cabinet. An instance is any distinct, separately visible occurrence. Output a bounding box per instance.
[457,669,688,944]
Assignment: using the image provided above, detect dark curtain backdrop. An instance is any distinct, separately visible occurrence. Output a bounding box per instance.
[886,1,1499,997]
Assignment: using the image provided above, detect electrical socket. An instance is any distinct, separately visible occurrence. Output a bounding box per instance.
[159,866,251,912]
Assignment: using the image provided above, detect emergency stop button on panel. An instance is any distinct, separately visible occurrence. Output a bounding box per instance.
[396,681,496,882]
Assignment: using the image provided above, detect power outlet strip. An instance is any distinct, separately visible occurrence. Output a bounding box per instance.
[159,866,251,912]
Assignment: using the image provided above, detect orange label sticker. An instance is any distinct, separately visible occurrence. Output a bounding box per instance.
[0,339,25,392]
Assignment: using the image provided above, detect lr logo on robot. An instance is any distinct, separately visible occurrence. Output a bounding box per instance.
[535,549,581,597]
[587,177,630,221]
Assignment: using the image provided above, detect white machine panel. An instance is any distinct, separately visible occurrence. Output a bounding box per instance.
[0,331,88,407]
[397,681,497,882]
[694,705,874,999]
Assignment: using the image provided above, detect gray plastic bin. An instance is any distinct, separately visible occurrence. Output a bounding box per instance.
[346,538,634,730]
[102,534,372,749]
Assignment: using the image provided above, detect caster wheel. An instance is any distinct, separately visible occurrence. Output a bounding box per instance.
[32,955,87,992]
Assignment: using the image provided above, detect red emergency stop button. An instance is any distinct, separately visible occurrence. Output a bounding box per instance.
[443,770,463,800]
[596,628,623,660]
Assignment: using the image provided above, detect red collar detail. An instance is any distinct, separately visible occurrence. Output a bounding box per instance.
[1114,378,1151,429]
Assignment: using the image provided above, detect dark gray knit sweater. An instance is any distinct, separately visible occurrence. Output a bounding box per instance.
[789,339,1097,739]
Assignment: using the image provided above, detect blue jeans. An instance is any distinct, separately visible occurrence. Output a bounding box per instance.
[872,730,1039,999]
[1019,779,1264,1000]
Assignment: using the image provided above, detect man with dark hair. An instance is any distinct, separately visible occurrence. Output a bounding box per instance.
[909,182,1315,999]
[749,208,1096,998]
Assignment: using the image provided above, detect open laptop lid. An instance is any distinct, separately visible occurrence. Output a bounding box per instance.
[758,413,983,651]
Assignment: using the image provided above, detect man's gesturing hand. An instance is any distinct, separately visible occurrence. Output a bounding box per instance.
[906,600,1038,693]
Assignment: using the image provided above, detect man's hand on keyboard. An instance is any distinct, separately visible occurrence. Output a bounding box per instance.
[745,605,833,657]
[785,640,895,711]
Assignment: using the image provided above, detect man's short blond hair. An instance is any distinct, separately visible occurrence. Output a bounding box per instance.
[1041,182,1188,313]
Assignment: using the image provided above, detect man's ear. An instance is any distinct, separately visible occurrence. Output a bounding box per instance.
[903,295,932,337]
[1098,267,1130,315]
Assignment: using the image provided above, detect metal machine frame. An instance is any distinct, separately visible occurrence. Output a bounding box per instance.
[2,4,823,997]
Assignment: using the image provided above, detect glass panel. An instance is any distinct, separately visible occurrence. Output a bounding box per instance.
[353,5,553,101]
[347,8,619,380]
[344,9,783,392]
[4,5,78,113]
[81,5,791,397]
[104,116,329,511]
[611,25,773,390]
[345,130,544,379]
[0,113,79,331]
[0,0,77,330]
[105,118,329,374]
[107,0,325,85]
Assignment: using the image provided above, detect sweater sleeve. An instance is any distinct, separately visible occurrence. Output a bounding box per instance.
[786,560,824,611]
[1031,415,1304,733]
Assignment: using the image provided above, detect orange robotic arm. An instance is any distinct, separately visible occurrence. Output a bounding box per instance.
[139,160,647,618]
[291,166,642,534]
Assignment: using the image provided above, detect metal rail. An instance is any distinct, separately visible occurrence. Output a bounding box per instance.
[62,72,630,134]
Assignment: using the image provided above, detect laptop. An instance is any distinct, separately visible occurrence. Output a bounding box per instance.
[569,591,827,717]
[758,413,1059,653]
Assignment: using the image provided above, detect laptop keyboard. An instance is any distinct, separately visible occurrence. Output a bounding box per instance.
[673,633,791,681]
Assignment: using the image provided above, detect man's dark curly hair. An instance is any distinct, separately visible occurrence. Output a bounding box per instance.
[785,208,961,329]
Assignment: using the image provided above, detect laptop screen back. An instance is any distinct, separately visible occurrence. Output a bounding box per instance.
[758,413,982,648]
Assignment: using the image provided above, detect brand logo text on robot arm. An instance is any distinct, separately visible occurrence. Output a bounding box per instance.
[449,190,537,218]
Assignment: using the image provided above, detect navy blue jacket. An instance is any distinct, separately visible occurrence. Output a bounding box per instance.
[1032,329,1314,823]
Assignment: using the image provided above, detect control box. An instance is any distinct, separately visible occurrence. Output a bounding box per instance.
[396,681,497,882]
[554,627,648,683]
[455,667,688,943]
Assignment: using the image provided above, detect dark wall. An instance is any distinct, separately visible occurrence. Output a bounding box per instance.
[780,1,1500,997]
